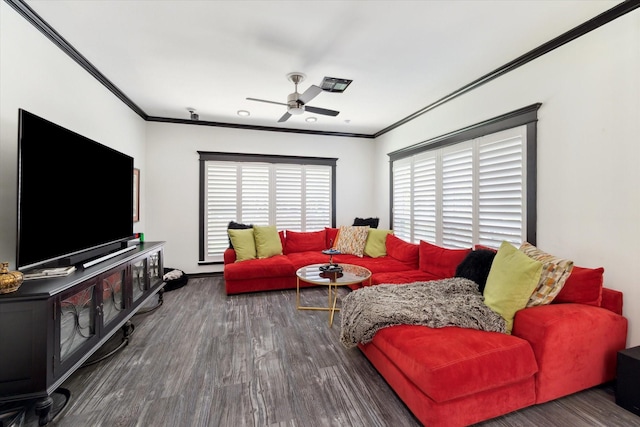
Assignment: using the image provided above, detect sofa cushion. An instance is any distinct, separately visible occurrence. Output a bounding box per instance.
[371,270,443,286]
[419,240,471,279]
[552,266,604,307]
[385,234,419,268]
[519,242,574,307]
[334,225,370,257]
[484,241,542,333]
[284,229,326,254]
[339,255,416,275]
[228,228,257,262]
[455,249,496,293]
[512,303,627,403]
[368,325,538,403]
[253,225,283,259]
[223,254,294,280]
[286,251,329,270]
[364,229,393,258]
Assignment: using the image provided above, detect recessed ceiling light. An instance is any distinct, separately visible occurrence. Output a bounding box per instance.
[305,116,317,123]
[237,110,250,117]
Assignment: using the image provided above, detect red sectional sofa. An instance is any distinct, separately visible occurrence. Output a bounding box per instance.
[223,228,628,426]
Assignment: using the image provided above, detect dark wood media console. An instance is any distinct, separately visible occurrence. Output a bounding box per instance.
[0,241,165,425]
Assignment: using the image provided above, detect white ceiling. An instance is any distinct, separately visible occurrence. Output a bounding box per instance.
[24,0,621,136]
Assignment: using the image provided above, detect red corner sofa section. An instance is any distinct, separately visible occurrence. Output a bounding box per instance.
[223,228,628,426]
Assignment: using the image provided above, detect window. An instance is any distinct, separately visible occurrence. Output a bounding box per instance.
[199,152,337,263]
[389,104,539,249]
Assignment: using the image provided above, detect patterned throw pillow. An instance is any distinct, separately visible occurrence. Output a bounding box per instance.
[519,242,574,307]
[334,225,370,257]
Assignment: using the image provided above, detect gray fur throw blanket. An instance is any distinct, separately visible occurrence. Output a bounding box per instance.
[340,277,506,349]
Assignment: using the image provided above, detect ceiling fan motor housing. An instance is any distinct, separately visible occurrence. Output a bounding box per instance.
[287,92,304,115]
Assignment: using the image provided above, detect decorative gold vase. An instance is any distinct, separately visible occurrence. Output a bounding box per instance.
[0,262,24,294]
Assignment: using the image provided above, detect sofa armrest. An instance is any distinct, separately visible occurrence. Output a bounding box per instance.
[601,287,623,315]
[223,248,236,264]
[512,303,627,404]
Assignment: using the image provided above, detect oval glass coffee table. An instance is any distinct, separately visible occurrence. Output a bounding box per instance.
[296,263,372,327]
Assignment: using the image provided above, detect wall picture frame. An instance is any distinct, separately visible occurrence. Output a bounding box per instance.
[133,168,140,222]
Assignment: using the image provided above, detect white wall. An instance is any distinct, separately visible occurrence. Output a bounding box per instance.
[375,11,640,347]
[145,122,375,274]
[0,3,147,267]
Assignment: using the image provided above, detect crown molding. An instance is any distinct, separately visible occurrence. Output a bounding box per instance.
[146,116,374,139]
[375,0,640,138]
[4,0,149,119]
[6,0,638,139]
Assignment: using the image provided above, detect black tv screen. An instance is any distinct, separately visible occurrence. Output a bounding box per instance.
[17,109,134,270]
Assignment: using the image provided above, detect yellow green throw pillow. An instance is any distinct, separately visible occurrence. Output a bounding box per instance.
[228,228,257,262]
[364,229,393,258]
[253,225,283,259]
[483,241,543,333]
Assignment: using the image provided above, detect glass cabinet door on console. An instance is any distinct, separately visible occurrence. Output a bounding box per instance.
[100,267,128,329]
[148,251,162,287]
[56,279,100,375]
[132,258,147,303]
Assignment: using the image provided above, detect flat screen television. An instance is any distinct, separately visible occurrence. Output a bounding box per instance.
[17,109,134,271]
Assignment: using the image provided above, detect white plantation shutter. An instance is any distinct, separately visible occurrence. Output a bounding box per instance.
[478,128,525,247]
[390,124,528,249]
[441,142,473,248]
[392,158,412,241]
[413,152,437,243]
[275,165,302,230]
[205,162,238,260]
[201,156,334,262]
[305,165,332,231]
[241,164,270,225]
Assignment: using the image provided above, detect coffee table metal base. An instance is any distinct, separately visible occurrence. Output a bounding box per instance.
[295,264,372,327]
[296,278,344,327]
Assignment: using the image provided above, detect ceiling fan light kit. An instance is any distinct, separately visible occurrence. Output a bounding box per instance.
[247,72,345,123]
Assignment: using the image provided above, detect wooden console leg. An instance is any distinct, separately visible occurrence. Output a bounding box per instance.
[34,395,53,426]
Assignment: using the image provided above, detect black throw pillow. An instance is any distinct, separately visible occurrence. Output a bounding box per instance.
[227,221,252,248]
[455,249,497,294]
[353,217,379,229]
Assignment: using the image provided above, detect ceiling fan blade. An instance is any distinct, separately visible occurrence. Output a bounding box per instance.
[305,105,339,117]
[246,97,287,107]
[278,112,292,122]
[298,85,323,105]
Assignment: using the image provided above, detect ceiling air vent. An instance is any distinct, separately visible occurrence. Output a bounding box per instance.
[320,77,352,93]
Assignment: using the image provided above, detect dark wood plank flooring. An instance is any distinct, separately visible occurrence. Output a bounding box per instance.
[40,277,639,426]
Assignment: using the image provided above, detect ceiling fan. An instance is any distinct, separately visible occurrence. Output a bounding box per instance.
[247,72,340,123]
